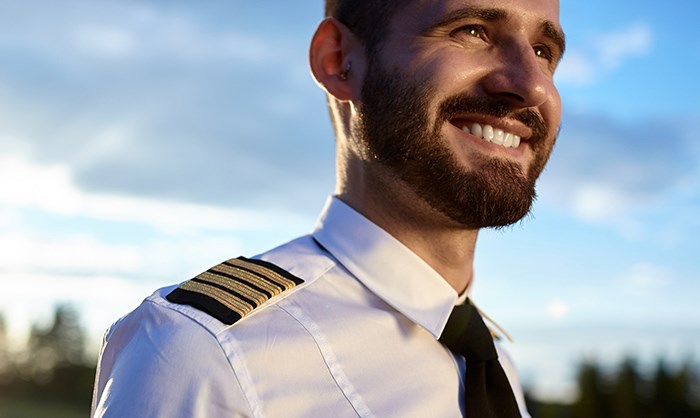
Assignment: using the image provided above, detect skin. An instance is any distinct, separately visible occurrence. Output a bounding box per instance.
[310,0,564,294]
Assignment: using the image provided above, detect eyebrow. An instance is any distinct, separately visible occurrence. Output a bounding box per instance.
[425,6,508,33]
[541,20,567,61]
[425,6,567,59]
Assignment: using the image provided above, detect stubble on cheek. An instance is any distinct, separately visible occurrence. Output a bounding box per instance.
[354,59,553,229]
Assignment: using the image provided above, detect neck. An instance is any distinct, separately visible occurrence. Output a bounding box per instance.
[337,159,479,294]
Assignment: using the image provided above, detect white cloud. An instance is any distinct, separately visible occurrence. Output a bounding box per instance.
[556,22,653,86]
[555,51,595,85]
[0,154,309,346]
[539,111,699,238]
[55,3,279,65]
[563,181,664,240]
[618,262,673,296]
[0,155,81,215]
[0,223,262,351]
[0,199,255,350]
[541,175,688,240]
[0,153,311,350]
[569,183,628,222]
[0,232,142,275]
[73,24,138,59]
[0,272,164,352]
[0,207,22,229]
[72,123,134,167]
[596,23,652,70]
[0,151,276,350]
[547,299,570,321]
[0,154,308,234]
[0,1,330,215]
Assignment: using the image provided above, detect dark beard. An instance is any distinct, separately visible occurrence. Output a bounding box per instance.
[352,58,554,229]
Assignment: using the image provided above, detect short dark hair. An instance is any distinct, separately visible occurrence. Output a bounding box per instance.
[324,0,404,56]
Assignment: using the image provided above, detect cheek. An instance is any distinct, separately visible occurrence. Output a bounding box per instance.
[402,46,488,93]
[434,53,494,96]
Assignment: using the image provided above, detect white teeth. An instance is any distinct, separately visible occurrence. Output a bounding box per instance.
[471,123,482,139]
[462,122,521,149]
[503,133,514,147]
[492,129,505,145]
[483,125,494,141]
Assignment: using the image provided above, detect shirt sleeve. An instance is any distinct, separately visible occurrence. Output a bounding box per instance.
[91,299,254,418]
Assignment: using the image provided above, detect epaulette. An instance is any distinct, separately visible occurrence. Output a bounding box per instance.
[166,256,304,325]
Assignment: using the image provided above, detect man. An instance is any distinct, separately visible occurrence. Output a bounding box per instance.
[92,0,565,416]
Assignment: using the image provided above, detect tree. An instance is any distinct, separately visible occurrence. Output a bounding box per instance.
[648,358,700,418]
[520,356,700,418]
[23,304,87,383]
[572,359,610,418]
[0,313,9,384]
[610,357,642,418]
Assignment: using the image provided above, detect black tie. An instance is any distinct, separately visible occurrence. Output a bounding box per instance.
[439,300,522,417]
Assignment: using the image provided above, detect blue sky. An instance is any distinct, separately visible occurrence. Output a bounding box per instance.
[0,0,698,401]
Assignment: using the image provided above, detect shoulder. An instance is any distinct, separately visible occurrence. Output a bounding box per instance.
[155,235,336,333]
[94,236,337,416]
[165,256,304,325]
[94,295,252,417]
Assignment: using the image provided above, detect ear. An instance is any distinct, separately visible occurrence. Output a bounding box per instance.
[309,18,363,102]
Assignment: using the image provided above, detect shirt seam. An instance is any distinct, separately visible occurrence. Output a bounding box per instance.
[276,296,376,418]
[144,298,262,418]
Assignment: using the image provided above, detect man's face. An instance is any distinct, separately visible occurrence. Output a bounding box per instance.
[353,0,564,229]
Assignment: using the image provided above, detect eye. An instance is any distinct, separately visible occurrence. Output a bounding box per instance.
[533,44,554,62]
[452,24,487,41]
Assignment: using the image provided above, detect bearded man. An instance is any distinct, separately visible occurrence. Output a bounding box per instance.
[92,0,565,416]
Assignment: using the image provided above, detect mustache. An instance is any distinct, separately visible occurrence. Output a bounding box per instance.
[437,95,548,143]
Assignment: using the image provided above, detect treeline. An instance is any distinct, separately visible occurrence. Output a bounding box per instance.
[0,305,699,418]
[0,304,96,410]
[528,357,700,418]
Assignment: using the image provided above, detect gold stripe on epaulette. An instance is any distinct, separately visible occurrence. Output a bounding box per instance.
[180,280,255,317]
[225,258,298,290]
[166,256,304,325]
[197,271,269,306]
[211,264,284,296]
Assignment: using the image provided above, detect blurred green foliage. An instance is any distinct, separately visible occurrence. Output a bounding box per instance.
[0,306,698,417]
[528,356,700,418]
[0,305,94,417]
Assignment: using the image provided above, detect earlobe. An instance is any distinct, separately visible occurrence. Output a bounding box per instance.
[309,18,360,101]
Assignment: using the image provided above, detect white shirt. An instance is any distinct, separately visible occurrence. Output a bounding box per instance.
[92,197,531,418]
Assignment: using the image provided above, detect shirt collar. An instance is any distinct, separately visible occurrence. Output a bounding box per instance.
[312,196,459,338]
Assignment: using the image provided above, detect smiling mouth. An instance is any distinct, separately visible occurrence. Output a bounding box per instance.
[459,122,521,149]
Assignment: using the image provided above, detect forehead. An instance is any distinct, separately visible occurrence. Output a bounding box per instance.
[397,0,561,31]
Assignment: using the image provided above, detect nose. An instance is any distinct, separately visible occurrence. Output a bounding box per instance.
[481,41,550,108]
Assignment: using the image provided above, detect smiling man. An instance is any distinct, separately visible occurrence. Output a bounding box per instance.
[92,0,564,417]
